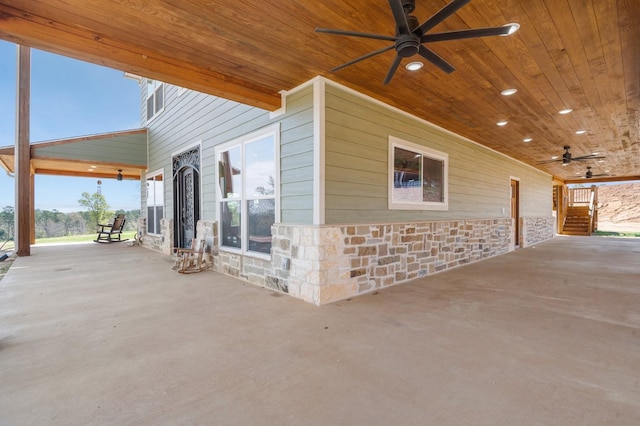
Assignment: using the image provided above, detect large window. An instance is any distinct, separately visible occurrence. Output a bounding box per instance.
[146,79,164,121]
[146,171,164,235]
[217,125,279,256]
[389,136,448,210]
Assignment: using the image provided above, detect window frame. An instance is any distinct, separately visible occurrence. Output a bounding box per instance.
[146,79,165,122]
[388,136,449,211]
[146,169,165,236]
[215,124,280,259]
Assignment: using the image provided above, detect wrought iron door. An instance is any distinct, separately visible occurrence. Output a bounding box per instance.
[173,147,200,249]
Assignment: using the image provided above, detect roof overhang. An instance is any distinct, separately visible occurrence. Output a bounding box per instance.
[0,128,148,180]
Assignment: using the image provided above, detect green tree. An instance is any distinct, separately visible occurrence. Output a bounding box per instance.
[78,192,112,231]
[0,206,14,241]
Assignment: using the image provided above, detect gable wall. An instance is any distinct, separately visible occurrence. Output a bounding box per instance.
[34,135,146,165]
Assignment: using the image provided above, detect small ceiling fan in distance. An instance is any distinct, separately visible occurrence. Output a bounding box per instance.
[315,0,520,85]
[537,146,605,167]
[583,166,612,179]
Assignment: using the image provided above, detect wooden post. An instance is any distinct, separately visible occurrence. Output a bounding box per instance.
[15,45,31,256]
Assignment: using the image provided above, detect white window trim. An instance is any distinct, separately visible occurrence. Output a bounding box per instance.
[388,136,449,211]
[146,168,165,236]
[146,79,165,123]
[215,123,280,259]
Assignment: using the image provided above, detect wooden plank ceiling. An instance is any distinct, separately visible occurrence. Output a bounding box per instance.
[0,0,637,183]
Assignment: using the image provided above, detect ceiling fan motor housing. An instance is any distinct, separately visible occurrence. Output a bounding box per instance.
[396,33,420,57]
[401,0,416,14]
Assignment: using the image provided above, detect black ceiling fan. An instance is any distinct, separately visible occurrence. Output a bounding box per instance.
[315,0,520,85]
[584,166,611,179]
[537,146,605,166]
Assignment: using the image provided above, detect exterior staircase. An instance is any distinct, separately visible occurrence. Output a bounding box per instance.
[562,206,591,235]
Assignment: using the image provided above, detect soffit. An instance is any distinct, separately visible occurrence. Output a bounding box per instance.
[0,0,637,183]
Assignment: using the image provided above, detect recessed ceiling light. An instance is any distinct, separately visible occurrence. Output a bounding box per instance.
[562,163,569,166]
[406,61,423,71]
[502,23,520,36]
[598,160,604,163]
[576,172,581,175]
[559,108,573,115]
[605,170,610,173]
[575,129,587,134]
[551,156,559,160]
[592,152,599,155]
[496,120,508,126]
[523,137,533,143]
[501,88,517,96]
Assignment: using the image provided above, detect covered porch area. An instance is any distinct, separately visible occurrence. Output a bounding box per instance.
[1,236,639,424]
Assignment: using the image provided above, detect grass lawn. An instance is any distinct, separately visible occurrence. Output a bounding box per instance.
[592,230,640,238]
[1,231,137,251]
[34,231,137,244]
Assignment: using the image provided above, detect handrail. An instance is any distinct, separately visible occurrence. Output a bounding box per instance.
[569,187,592,205]
[588,185,598,233]
[565,185,597,235]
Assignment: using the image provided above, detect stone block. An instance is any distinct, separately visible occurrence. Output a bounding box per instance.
[358,246,377,256]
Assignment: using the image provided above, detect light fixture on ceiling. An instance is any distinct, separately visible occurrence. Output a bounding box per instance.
[551,156,559,160]
[592,152,599,155]
[405,61,423,71]
[502,23,520,36]
[496,120,508,126]
[501,88,517,96]
[117,170,123,181]
[523,137,533,143]
[562,163,569,167]
[559,108,573,115]
[575,129,587,134]
[598,160,605,163]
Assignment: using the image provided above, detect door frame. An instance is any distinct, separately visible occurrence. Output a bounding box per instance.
[171,141,202,248]
[510,177,520,247]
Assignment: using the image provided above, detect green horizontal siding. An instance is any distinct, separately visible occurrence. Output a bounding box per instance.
[144,82,315,225]
[323,83,552,224]
[35,134,146,165]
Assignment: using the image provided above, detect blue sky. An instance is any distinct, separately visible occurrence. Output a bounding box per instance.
[0,40,142,212]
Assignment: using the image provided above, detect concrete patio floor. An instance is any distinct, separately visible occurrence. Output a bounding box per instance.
[1,236,639,425]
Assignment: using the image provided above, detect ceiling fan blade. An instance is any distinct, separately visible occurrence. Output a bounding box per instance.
[421,26,512,43]
[572,155,606,161]
[416,0,471,35]
[383,54,403,85]
[536,159,562,164]
[331,44,396,72]
[315,28,397,42]
[418,45,455,73]
[388,0,411,35]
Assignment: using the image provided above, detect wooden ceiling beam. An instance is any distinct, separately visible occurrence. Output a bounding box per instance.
[0,3,282,111]
[563,175,640,185]
[32,168,140,180]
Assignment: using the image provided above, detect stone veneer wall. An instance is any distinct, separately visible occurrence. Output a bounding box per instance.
[138,217,174,255]
[521,216,556,247]
[270,218,530,305]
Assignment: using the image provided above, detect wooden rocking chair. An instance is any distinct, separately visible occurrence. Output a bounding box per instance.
[95,214,127,243]
[172,237,210,274]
